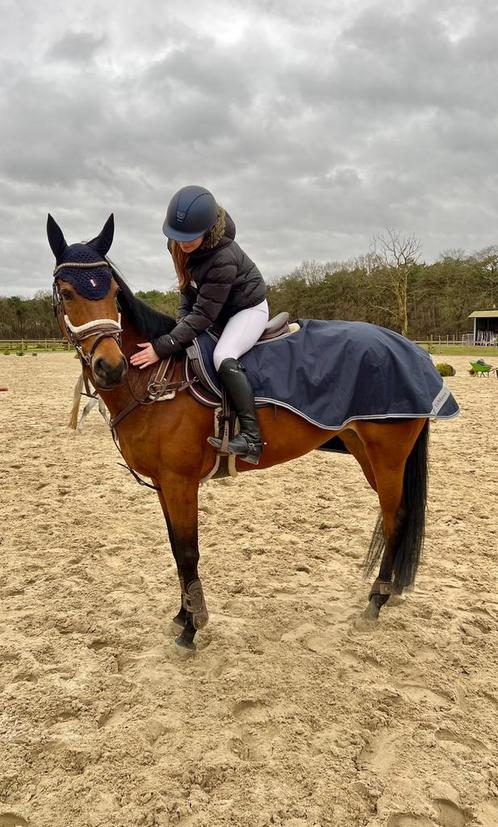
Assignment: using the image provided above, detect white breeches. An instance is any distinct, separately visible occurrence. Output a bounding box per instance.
[213,299,269,371]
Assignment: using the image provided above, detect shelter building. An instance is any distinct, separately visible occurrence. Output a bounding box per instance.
[468,309,498,345]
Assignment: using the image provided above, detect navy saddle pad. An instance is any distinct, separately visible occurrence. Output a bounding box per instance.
[189,319,459,430]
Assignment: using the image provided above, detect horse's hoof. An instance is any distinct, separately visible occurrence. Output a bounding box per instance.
[175,629,196,652]
[175,638,196,655]
[364,598,381,621]
[387,592,406,607]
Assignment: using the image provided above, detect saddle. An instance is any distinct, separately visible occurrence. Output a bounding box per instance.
[217,311,292,343]
[185,312,295,405]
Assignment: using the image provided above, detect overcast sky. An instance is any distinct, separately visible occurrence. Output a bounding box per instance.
[1,0,497,296]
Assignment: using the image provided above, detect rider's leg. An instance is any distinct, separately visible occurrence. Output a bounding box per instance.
[209,300,269,464]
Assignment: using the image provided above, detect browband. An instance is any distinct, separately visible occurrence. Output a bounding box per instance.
[53,260,109,275]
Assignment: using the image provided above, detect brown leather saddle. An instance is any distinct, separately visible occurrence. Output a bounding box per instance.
[185,312,292,407]
[216,311,291,344]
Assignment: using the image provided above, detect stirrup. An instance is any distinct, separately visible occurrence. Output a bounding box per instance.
[228,434,264,464]
[207,435,223,450]
[239,448,263,466]
[207,433,263,464]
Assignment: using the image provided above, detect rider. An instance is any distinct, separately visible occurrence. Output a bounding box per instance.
[129,185,268,465]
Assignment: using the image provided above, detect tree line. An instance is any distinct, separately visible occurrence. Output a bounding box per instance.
[1,233,497,340]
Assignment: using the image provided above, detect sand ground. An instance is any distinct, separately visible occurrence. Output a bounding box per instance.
[0,352,497,827]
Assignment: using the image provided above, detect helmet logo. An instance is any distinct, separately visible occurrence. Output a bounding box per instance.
[176,210,186,223]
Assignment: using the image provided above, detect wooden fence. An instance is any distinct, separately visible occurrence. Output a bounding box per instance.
[0,339,70,353]
[0,333,490,354]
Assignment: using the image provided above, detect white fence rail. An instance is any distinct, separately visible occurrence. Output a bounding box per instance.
[414,333,476,346]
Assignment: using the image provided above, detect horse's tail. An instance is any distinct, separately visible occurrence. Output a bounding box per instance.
[365,420,429,589]
[69,373,84,430]
[394,419,429,588]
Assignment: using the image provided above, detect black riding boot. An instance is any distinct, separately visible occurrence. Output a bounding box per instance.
[207,358,264,465]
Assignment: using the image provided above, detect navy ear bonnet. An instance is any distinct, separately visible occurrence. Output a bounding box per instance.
[47,213,114,301]
[54,244,112,300]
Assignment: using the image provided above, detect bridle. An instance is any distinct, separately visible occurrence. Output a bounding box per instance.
[52,260,123,367]
[51,257,198,492]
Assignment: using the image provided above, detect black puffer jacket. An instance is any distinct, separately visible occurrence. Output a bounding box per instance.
[153,208,266,358]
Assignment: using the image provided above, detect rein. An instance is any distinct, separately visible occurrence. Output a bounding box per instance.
[108,358,197,491]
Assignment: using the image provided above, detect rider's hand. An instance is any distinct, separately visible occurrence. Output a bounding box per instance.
[129,342,160,369]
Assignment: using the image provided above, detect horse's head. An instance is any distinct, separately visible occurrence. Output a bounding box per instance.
[47,214,127,389]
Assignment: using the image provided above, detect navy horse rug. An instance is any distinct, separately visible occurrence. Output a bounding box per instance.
[189,320,459,429]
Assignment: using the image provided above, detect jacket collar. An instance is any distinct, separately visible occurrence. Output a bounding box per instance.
[190,207,236,259]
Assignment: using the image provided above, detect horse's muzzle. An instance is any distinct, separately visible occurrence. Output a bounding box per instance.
[92,355,128,388]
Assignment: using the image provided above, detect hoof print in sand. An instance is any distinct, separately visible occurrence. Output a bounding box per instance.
[97,701,128,729]
[359,728,398,772]
[0,815,29,827]
[232,699,268,722]
[433,799,469,827]
[436,728,484,751]
[399,684,451,708]
[228,730,276,762]
[476,798,498,827]
[230,700,277,761]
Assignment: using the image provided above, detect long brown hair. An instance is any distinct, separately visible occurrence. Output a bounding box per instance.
[171,241,191,290]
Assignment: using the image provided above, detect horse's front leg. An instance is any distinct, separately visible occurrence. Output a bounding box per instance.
[156,489,188,629]
[157,473,208,650]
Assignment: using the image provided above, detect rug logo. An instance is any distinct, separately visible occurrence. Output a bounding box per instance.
[431,384,450,415]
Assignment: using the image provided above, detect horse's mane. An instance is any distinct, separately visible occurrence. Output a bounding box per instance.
[108,261,177,338]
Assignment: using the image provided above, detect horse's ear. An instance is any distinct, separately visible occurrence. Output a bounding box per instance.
[47,214,68,262]
[87,214,114,256]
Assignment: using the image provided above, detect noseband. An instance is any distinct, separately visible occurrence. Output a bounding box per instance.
[52,261,123,367]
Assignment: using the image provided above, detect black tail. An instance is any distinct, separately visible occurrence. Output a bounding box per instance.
[365,420,429,589]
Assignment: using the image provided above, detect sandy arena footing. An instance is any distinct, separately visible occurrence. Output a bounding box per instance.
[0,353,497,827]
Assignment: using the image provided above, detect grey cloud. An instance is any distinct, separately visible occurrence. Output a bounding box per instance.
[48,31,107,63]
[2,0,498,296]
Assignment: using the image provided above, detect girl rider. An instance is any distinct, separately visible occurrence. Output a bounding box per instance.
[130,185,268,465]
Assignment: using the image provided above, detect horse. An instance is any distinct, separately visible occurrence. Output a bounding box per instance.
[48,213,431,651]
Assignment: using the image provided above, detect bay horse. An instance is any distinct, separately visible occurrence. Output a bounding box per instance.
[48,214,428,650]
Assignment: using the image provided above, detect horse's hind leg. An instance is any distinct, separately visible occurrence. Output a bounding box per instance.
[338,429,377,492]
[364,465,406,619]
[359,420,428,619]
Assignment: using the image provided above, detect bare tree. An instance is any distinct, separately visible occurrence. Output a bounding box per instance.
[354,251,383,278]
[291,259,328,286]
[474,246,498,306]
[368,228,422,336]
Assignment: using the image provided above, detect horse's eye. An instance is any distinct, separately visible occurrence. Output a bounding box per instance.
[60,289,74,300]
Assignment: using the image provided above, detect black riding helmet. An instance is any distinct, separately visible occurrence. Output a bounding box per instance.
[162,185,218,241]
